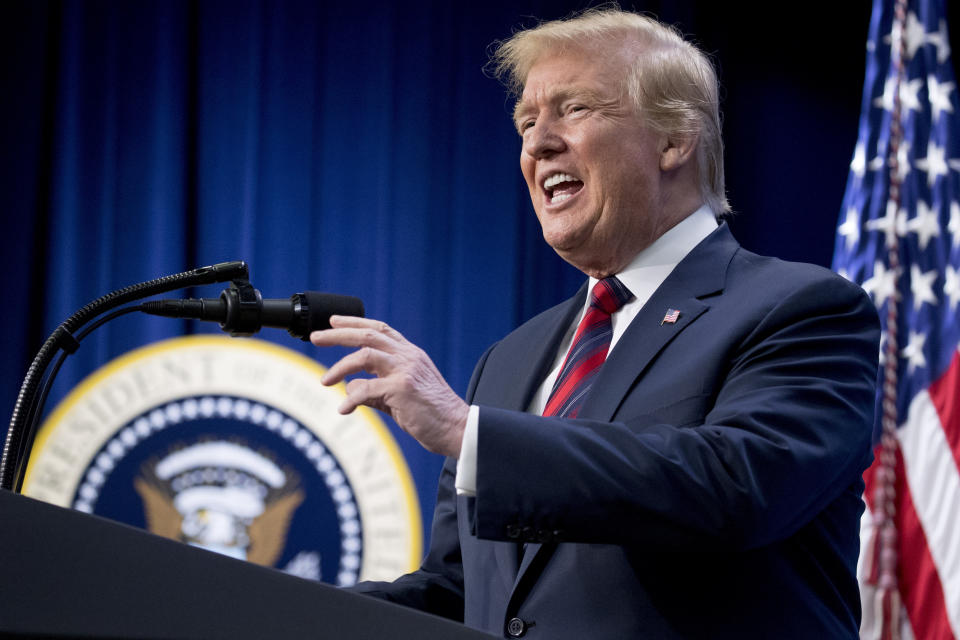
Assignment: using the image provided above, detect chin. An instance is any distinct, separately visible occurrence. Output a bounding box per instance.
[541,225,588,253]
[545,239,581,260]
[548,245,591,272]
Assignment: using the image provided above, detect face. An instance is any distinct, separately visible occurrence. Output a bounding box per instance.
[516,45,674,277]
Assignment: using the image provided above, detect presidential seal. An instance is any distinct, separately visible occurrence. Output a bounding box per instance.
[23,335,422,586]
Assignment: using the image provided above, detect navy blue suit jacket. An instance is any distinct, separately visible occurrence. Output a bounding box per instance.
[355,225,880,639]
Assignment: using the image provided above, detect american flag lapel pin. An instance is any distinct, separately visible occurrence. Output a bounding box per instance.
[660,308,680,325]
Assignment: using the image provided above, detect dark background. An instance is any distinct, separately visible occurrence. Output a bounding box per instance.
[2,0,957,546]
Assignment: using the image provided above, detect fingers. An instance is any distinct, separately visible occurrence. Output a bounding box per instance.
[327,315,383,330]
[313,314,405,340]
[308,314,467,456]
[312,317,405,414]
[310,316,411,352]
[330,315,412,346]
[321,346,393,386]
[339,377,383,414]
[310,327,393,351]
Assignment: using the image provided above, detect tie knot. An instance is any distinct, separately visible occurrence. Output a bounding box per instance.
[590,277,633,315]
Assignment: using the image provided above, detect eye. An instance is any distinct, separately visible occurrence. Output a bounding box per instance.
[567,104,587,115]
[519,119,536,134]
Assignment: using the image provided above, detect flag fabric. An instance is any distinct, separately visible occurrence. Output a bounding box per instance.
[832,0,960,638]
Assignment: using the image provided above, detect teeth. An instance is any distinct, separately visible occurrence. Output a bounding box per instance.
[551,193,572,204]
[544,173,578,189]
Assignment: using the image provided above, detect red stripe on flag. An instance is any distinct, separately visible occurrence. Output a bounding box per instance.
[894,446,956,640]
[928,350,960,477]
[863,443,882,512]
[861,445,883,585]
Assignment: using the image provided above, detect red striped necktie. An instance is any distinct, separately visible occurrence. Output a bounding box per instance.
[542,277,634,418]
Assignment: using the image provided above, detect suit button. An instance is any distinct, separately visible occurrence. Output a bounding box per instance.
[506,617,527,637]
[506,524,520,539]
[521,526,534,541]
[536,529,552,543]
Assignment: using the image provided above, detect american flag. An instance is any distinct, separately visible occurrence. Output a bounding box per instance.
[832,0,960,638]
[660,308,680,325]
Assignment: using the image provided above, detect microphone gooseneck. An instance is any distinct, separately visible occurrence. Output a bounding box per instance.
[0,260,251,492]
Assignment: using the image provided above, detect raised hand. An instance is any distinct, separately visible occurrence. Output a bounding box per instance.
[310,316,469,458]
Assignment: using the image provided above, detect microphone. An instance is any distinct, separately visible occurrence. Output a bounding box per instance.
[140,287,364,340]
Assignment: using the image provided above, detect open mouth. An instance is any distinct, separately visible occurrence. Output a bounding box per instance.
[544,172,584,205]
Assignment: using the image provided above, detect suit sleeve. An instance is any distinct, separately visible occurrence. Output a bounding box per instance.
[349,457,465,618]
[472,274,880,551]
[346,343,497,618]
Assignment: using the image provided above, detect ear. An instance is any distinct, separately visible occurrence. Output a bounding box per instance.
[659,131,698,172]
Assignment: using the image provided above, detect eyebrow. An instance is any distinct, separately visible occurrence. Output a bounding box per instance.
[512,86,606,131]
[512,102,536,131]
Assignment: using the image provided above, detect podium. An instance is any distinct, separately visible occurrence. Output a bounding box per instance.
[0,490,494,638]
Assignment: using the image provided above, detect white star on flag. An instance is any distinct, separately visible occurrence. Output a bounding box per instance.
[948,201,960,247]
[860,260,899,308]
[944,265,960,310]
[851,141,868,177]
[865,199,903,249]
[874,76,924,112]
[886,11,929,59]
[914,141,949,186]
[896,139,913,181]
[927,19,952,63]
[905,11,928,57]
[904,199,941,249]
[927,75,955,120]
[870,140,913,182]
[900,330,927,373]
[838,208,861,250]
[910,264,938,309]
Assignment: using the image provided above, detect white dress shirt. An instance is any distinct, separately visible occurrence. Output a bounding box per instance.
[455,205,719,496]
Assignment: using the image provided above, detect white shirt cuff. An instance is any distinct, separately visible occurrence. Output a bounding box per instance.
[455,405,479,496]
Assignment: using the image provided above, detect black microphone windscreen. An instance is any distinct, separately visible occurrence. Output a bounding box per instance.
[301,292,365,333]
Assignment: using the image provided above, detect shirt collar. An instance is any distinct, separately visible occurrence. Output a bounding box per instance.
[588,204,719,298]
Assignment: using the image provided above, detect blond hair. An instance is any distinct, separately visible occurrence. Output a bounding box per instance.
[490,6,730,215]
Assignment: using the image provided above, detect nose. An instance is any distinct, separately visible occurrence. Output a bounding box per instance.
[523,117,566,159]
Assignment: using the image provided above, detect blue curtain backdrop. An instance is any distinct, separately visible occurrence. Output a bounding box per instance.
[3,0,957,548]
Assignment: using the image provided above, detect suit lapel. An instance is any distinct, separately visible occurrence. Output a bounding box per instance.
[489,283,587,413]
[580,224,735,421]
[513,224,739,589]
[490,285,587,587]
[580,296,707,421]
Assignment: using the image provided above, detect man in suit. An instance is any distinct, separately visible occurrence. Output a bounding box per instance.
[311,8,879,639]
